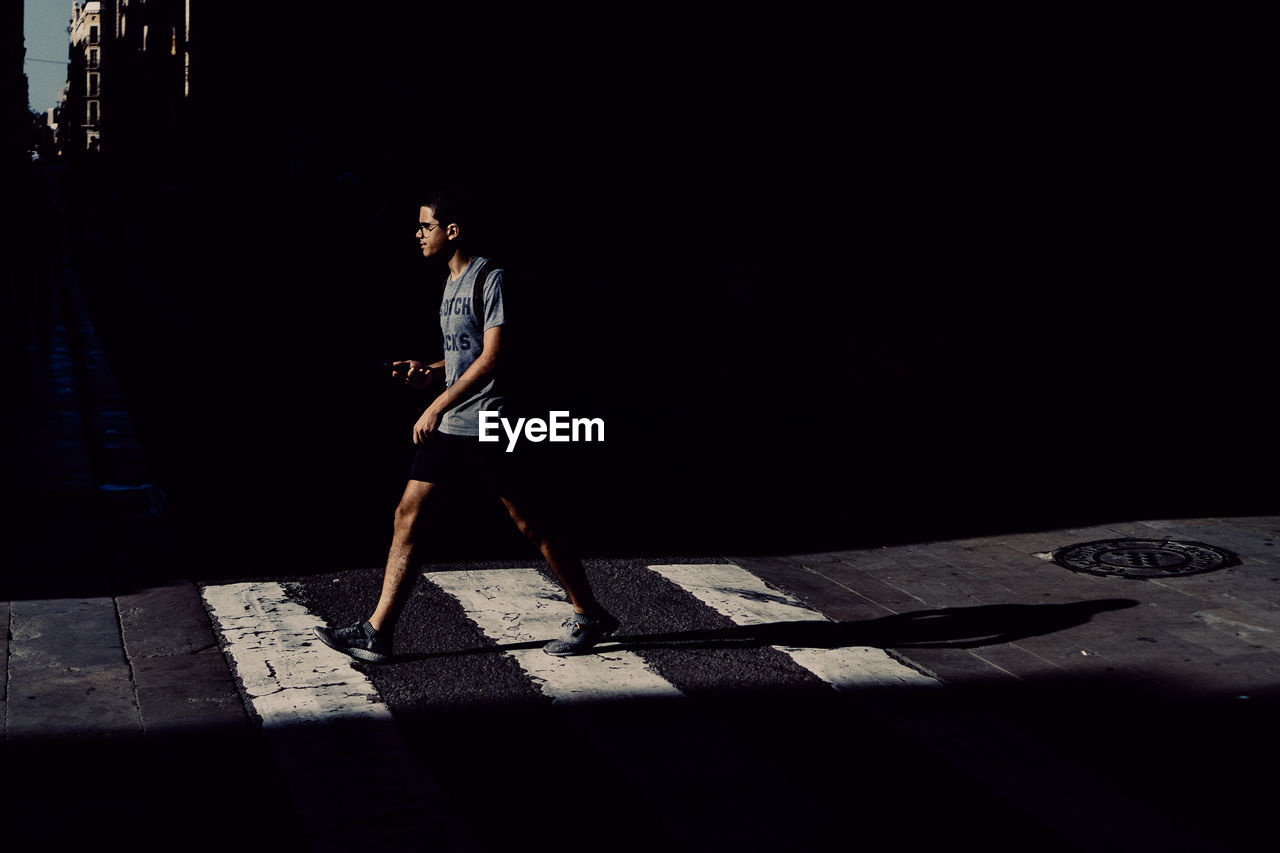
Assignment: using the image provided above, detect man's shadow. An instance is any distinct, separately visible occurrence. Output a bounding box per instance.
[394,599,1139,661]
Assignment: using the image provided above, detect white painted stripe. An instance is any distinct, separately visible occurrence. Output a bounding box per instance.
[648,564,940,691]
[201,582,472,852]
[201,581,393,727]
[424,568,683,703]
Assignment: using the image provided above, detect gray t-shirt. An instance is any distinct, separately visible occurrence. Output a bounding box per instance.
[438,258,505,436]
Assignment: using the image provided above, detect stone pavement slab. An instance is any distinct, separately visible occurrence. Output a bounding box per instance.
[118,582,250,735]
[118,581,224,657]
[965,639,1069,679]
[5,597,141,739]
[129,651,248,735]
[900,645,1020,683]
[4,583,249,741]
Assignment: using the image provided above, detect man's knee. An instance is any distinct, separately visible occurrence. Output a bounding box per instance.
[394,499,417,533]
[394,481,434,536]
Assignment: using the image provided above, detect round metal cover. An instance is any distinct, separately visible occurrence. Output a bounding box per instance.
[1051,538,1239,579]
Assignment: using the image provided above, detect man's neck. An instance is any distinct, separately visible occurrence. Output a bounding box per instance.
[448,251,474,281]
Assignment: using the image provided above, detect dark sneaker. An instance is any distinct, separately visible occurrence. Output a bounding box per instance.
[543,610,620,656]
[313,620,393,663]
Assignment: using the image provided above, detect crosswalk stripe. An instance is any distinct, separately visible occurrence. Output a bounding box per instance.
[201,582,472,852]
[201,582,392,726]
[424,568,684,703]
[648,563,941,690]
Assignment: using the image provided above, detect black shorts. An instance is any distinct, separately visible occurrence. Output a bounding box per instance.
[408,430,522,498]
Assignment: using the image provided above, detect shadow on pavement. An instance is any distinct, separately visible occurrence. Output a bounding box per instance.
[390,598,1140,663]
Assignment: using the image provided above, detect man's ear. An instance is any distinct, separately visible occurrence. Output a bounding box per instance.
[447,223,462,241]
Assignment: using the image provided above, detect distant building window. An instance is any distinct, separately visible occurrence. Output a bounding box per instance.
[88,101,98,124]
[90,26,98,44]
[88,48,98,67]
[88,73,99,96]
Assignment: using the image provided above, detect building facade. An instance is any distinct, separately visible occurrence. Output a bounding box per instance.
[66,1,108,153]
[62,0,192,157]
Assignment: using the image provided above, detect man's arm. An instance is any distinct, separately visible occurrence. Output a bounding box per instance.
[412,326,503,444]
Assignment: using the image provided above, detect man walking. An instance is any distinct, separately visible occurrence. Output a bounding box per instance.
[314,191,617,661]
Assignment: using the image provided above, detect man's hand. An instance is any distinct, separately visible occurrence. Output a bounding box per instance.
[413,403,445,445]
[391,359,438,391]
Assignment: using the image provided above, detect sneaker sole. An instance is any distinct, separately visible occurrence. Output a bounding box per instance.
[313,626,392,664]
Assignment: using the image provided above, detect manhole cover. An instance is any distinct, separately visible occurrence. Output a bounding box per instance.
[1051,538,1239,579]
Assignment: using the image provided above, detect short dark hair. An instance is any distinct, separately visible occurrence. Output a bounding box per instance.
[421,190,474,237]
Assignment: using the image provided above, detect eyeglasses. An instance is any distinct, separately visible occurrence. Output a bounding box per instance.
[417,222,443,234]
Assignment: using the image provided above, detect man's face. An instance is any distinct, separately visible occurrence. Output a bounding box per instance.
[417,205,452,258]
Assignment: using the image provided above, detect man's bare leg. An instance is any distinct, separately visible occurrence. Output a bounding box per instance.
[504,490,619,656]
[500,492,600,616]
[369,479,440,632]
[312,478,440,662]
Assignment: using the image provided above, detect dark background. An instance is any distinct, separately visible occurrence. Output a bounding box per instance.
[38,4,1279,576]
